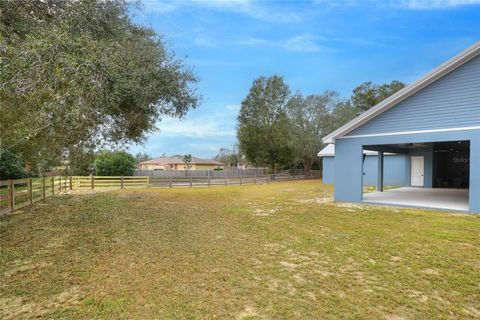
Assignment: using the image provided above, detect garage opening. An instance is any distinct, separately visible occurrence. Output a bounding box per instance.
[362,140,470,211]
[433,141,469,189]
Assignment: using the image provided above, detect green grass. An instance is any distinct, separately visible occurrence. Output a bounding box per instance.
[1,181,479,319]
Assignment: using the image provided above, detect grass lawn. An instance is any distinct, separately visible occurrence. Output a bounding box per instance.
[1,180,480,319]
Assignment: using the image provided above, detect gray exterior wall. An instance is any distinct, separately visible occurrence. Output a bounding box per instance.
[322,157,335,184]
[323,155,408,186]
[347,55,480,136]
[334,129,480,212]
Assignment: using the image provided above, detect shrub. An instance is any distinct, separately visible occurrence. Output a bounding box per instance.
[0,149,26,180]
[94,151,136,176]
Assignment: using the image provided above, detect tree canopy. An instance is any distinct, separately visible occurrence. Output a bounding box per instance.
[287,92,339,175]
[351,80,405,113]
[237,76,294,172]
[0,0,199,174]
[237,77,406,173]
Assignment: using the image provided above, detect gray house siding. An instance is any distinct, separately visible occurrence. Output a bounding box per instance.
[334,129,480,212]
[323,155,407,186]
[347,55,480,137]
[322,157,335,184]
[363,155,408,186]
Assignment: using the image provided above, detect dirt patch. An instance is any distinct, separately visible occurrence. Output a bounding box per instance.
[421,268,441,276]
[3,260,52,277]
[297,197,333,204]
[267,277,280,291]
[408,290,428,303]
[279,261,299,269]
[0,286,82,319]
[253,208,278,216]
[464,306,480,317]
[293,273,306,283]
[385,315,405,320]
[314,269,334,277]
[306,291,317,301]
[237,305,265,320]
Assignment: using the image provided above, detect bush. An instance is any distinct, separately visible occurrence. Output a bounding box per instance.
[94,151,136,176]
[0,149,26,180]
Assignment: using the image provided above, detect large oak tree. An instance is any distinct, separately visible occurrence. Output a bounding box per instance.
[0,0,199,174]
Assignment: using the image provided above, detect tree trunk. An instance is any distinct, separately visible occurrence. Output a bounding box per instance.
[303,156,312,177]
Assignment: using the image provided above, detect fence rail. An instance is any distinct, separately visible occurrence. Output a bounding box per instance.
[0,170,320,216]
[134,168,267,178]
[0,176,71,216]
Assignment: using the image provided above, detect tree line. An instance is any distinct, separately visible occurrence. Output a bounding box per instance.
[237,76,405,173]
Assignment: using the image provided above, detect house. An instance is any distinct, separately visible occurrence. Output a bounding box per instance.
[322,41,480,212]
[318,144,408,186]
[139,156,225,171]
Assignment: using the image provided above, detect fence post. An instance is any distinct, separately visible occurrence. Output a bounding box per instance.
[91,175,94,190]
[146,176,149,189]
[224,170,227,185]
[208,171,211,186]
[69,176,73,190]
[42,177,46,200]
[8,180,14,211]
[121,176,124,189]
[240,170,243,185]
[29,178,33,205]
[253,173,256,185]
[51,177,54,195]
[64,176,67,190]
[190,171,192,187]
[169,171,172,188]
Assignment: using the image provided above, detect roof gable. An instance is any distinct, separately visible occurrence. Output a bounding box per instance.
[323,41,480,144]
[347,55,480,137]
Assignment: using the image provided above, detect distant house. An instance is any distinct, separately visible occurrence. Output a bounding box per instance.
[138,156,225,171]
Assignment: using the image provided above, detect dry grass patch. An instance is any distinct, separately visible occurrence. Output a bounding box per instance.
[1,180,480,319]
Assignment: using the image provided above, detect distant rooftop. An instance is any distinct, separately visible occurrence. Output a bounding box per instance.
[139,156,224,166]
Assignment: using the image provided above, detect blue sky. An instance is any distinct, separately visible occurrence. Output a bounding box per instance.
[129,0,480,158]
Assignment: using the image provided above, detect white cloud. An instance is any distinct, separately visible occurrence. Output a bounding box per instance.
[283,34,322,52]
[312,0,480,9]
[140,0,302,23]
[157,117,236,138]
[225,104,240,112]
[129,103,240,157]
[193,34,217,48]
[398,0,480,9]
[238,34,324,52]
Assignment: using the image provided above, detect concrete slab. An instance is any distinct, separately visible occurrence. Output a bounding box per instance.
[363,187,469,211]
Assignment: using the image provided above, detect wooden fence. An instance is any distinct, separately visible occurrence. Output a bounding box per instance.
[0,176,71,216]
[0,171,320,216]
[134,167,267,178]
